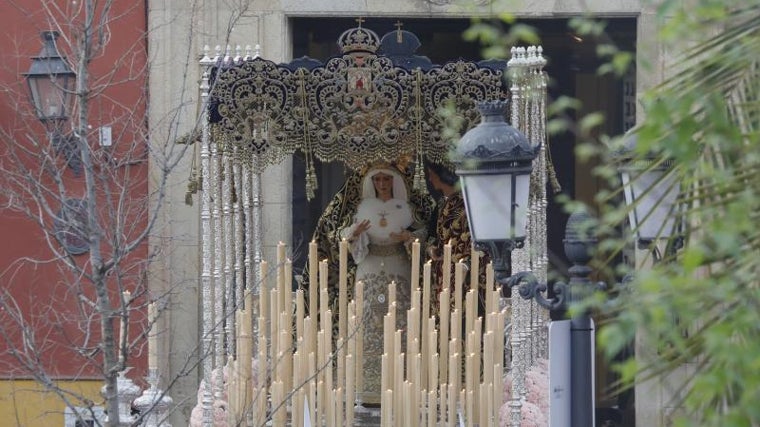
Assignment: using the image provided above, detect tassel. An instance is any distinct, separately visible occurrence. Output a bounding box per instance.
[305,164,317,201]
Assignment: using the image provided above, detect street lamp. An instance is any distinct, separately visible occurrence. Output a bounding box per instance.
[615,131,683,258]
[455,100,539,281]
[455,100,599,427]
[23,30,80,174]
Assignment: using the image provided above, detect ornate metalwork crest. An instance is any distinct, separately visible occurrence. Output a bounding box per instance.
[207,24,509,176]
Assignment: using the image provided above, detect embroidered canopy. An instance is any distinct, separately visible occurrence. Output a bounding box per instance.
[205,24,509,197]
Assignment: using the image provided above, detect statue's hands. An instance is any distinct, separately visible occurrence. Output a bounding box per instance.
[350,220,371,242]
[389,229,412,243]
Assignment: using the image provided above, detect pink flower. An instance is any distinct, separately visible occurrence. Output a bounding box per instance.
[189,398,229,427]
[500,359,550,426]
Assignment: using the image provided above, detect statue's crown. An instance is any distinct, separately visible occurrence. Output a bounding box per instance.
[338,25,381,54]
[360,159,407,176]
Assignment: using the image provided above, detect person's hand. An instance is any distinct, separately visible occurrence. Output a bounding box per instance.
[350,220,371,241]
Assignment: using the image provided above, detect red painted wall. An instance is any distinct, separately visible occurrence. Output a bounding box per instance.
[0,1,149,380]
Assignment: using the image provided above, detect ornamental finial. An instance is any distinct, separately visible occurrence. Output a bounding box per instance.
[337,23,381,54]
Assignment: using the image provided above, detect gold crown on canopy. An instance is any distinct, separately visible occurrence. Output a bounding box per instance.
[337,23,381,54]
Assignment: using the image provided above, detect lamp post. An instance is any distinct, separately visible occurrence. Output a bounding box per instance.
[616,131,683,258]
[455,100,599,426]
[23,30,80,174]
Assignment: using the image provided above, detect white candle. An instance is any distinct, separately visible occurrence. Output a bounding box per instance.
[324,308,333,366]
[317,331,325,419]
[406,307,417,365]
[474,319,482,391]
[239,309,252,411]
[443,240,452,292]
[404,380,413,427]
[259,261,269,320]
[394,334,403,420]
[319,260,329,320]
[466,348,475,419]
[273,380,286,425]
[470,245,480,294]
[296,289,305,344]
[339,239,348,347]
[439,289,450,385]
[337,337,345,399]
[270,290,279,378]
[255,317,267,426]
[486,262,495,313]
[455,261,465,314]
[388,281,397,312]
[303,316,314,364]
[277,242,286,315]
[411,239,420,293]
[326,355,334,426]
[439,384,447,426]
[422,261,431,323]
[381,353,389,416]
[448,383,456,427]
[483,331,494,388]
[226,356,237,423]
[429,352,439,401]
[294,387,305,427]
[280,311,292,391]
[486,382,495,427]
[421,262,431,392]
[427,390,436,427]
[451,309,462,353]
[285,258,293,313]
[383,315,394,369]
[354,281,364,400]
[494,364,503,427]
[335,387,344,427]
[467,388,475,427]
[466,290,476,339]
[309,241,318,318]
[346,353,355,426]
[316,379,324,426]
[383,389,393,427]
[308,351,317,425]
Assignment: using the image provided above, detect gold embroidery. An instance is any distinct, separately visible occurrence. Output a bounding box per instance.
[368,243,405,257]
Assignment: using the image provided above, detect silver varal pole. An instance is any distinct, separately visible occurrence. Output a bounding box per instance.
[199,46,216,427]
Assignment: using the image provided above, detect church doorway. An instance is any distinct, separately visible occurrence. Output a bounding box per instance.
[289,16,636,426]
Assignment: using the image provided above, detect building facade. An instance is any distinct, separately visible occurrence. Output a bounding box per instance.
[0,0,692,425]
[0,2,149,426]
[148,1,680,425]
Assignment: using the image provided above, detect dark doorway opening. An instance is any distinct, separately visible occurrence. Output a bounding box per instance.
[289,16,636,426]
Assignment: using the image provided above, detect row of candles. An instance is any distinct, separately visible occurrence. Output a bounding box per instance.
[223,238,507,426]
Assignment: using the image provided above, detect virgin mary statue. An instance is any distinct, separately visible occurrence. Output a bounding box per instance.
[306,160,434,405]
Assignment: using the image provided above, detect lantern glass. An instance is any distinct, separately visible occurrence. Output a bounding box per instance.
[460,168,531,243]
[27,73,74,121]
[621,167,680,241]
